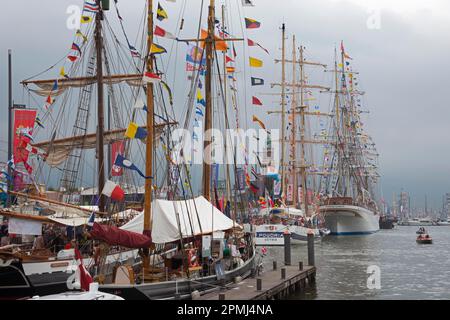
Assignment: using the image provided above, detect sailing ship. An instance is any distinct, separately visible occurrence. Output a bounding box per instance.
[251,26,330,246]
[318,43,380,235]
[1,0,257,300]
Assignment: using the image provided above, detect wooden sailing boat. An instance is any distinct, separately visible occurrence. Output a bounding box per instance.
[318,42,381,235]
[95,0,256,299]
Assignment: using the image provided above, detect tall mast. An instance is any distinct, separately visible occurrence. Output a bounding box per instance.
[7,49,12,207]
[298,45,309,217]
[290,36,298,207]
[222,4,232,203]
[144,0,155,241]
[202,0,215,200]
[95,0,106,212]
[280,24,287,200]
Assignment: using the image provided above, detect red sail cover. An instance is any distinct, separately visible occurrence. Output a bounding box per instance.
[90,222,152,248]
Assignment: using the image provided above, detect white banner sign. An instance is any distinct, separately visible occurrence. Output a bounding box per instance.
[9,218,42,236]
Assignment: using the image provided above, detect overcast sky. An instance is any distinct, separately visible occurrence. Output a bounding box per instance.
[1,0,449,209]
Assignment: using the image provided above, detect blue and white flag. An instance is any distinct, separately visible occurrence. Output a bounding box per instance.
[114,154,151,179]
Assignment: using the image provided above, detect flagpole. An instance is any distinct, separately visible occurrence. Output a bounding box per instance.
[6,49,12,207]
[143,0,155,278]
[95,0,106,212]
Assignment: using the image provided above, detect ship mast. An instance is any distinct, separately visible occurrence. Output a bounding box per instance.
[143,0,155,274]
[290,36,298,207]
[202,0,215,200]
[298,45,309,217]
[280,24,287,200]
[95,0,106,212]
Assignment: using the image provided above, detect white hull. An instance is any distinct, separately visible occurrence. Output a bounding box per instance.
[22,249,139,276]
[320,205,379,235]
[251,224,323,246]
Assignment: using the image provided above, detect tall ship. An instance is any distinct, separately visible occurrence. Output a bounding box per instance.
[1,0,258,300]
[318,43,380,235]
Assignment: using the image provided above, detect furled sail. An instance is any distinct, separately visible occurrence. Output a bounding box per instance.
[90,222,152,248]
[32,123,174,166]
[21,74,145,95]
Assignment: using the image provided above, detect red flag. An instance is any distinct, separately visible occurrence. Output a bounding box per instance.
[252,96,263,106]
[101,180,125,202]
[67,55,78,62]
[74,248,93,291]
[12,108,37,165]
[111,141,124,176]
[225,56,234,63]
[154,25,176,39]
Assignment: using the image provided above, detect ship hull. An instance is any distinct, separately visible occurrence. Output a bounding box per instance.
[99,251,256,300]
[252,224,324,246]
[320,205,380,235]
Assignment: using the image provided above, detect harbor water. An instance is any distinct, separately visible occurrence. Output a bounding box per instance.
[264,226,450,299]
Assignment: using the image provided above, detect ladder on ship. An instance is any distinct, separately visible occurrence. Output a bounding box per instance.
[60,53,96,193]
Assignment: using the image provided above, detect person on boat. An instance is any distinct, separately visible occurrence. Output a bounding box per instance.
[0,220,9,247]
[32,235,45,251]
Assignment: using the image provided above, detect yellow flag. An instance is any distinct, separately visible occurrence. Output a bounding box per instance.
[150,43,167,54]
[124,122,138,139]
[249,57,263,68]
[80,16,92,24]
[59,67,67,78]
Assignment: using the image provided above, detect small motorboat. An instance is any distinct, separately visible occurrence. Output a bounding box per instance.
[416,233,433,244]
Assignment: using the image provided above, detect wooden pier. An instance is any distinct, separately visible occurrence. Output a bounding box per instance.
[198,263,316,300]
[196,232,317,300]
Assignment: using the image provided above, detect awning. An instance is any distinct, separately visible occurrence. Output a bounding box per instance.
[120,196,236,244]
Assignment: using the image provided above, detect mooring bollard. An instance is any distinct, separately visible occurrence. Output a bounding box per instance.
[219,293,226,300]
[307,232,315,266]
[281,267,286,279]
[273,260,277,270]
[299,261,303,271]
[257,278,262,291]
[283,231,291,266]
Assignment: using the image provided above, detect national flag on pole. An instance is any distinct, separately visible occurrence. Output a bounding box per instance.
[245,17,261,29]
[114,154,151,179]
[251,77,264,86]
[142,71,161,83]
[124,122,148,140]
[154,25,176,39]
[101,180,125,202]
[150,43,167,54]
[252,96,263,106]
[249,57,263,67]
[74,248,93,291]
[157,3,168,21]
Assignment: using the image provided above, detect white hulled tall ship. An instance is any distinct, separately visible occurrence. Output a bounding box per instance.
[318,42,380,235]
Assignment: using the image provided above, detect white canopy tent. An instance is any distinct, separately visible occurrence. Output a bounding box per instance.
[120,196,236,244]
